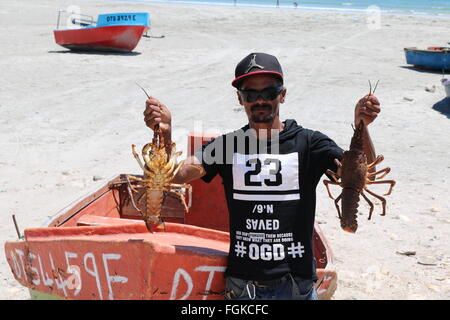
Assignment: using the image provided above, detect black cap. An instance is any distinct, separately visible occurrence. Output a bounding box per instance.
[231,52,283,88]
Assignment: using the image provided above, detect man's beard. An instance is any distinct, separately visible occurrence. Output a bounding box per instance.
[250,103,275,123]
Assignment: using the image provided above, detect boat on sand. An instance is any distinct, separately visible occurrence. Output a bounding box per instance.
[53,11,150,52]
[404,46,450,71]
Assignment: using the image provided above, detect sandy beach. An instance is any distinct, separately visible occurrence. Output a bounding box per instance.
[1,0,449,300]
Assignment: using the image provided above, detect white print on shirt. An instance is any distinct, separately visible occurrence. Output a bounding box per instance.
[246,219,279,231]
[232,153,300,201]
[233,241,304,261]
[252,204,274,214]
[234,231,304,261]
[249,244,285,261]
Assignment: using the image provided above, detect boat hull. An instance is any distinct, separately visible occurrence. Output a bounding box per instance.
[54,25,149,52]
[404,47,450,70]
[4,176,337,300]
[4,133,338,300]
[5,222,229,300]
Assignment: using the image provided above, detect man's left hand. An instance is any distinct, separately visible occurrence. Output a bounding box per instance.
[354,94,381,126]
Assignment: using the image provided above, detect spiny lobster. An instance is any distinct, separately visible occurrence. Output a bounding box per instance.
[323,81,396,233]
[127,85,191,232]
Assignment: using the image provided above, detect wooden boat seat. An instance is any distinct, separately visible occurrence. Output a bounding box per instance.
[77,215,143,227]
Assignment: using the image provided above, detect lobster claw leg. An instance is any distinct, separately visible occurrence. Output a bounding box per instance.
[334,192,343,219]
[323,179,339,200]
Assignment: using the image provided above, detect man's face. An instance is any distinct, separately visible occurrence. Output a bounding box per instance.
[237,74,286,124]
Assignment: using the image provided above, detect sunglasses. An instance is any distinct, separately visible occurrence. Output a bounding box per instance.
[238,85,284,103]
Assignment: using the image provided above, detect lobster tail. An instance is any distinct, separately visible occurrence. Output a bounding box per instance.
[145,219,165,233]
[144,190,165,233]
[340,188,360,233]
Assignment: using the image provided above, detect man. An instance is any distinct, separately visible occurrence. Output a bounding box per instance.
[143,53,380,300]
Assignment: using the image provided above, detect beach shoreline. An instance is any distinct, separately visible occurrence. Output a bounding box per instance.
[114,0,450,18]
[1,0,449,300]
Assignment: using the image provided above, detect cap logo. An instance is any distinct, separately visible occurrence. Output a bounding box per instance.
[245,54,265,73]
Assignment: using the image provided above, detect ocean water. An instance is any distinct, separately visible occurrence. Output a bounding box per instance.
[131,0,450,16]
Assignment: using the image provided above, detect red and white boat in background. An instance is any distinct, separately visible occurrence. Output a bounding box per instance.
[53,11,150,52]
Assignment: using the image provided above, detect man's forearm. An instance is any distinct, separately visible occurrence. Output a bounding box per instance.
[162,129,172,155]
[362,125,377,173]
[172,156,206,184]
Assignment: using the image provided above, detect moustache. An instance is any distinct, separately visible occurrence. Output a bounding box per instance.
[251,103,272,112]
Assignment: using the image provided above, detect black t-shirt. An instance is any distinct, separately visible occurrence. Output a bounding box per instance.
[195,119,343,281]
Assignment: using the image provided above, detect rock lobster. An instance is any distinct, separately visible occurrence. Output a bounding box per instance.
[127,85,192,232]
[323,82,396,233]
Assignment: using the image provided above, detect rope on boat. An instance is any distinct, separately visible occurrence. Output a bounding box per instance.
[12,214,23,240]
[143,31,165,39]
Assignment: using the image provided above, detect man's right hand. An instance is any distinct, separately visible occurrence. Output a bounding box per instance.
[144,96,172,140]
[143,96,206,183]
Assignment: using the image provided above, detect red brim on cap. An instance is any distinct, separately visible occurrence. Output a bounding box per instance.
[231,70,283,88]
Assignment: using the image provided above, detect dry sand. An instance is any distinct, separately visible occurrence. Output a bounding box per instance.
[0,0,449,300]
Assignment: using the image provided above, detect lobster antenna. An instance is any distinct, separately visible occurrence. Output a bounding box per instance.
[136,83,162,137]
[135,82,150,99]
[372,80,380,94]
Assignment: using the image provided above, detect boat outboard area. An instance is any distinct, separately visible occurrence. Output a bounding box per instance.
[55,11,150,30]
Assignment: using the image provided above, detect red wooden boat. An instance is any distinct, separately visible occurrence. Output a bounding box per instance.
[53,12,150,53]
[4,133,337,300]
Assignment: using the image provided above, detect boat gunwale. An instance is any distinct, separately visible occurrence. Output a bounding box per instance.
[53,24,149,33]
[404,47,450,54]
[42,174,123,228]
[25,221,230,244]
